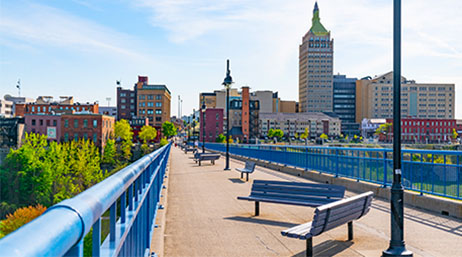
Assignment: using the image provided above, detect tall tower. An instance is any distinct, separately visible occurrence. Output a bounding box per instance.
[299,2,334,113]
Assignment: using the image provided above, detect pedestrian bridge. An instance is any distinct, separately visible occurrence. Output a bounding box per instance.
[1,143,461,256]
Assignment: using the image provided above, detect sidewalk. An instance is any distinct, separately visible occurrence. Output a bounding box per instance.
[163,146,462,257]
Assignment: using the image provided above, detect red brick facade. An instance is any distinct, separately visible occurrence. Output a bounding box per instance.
[384,118,457,143]
[61,114,114,148]
[200,108,224,142]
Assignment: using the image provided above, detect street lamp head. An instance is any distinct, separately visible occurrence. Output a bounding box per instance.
[222,59,233,89]
[201,101,206,110]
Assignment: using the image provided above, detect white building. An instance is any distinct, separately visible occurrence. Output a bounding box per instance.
[0,100,13,118]
[259,112,341,138]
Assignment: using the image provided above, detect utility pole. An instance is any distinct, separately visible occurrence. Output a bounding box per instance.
[16,79,21,97]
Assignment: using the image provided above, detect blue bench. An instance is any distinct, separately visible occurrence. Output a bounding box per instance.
[194,153,220,166]
[237,180,345,216]
[281,191,374,257]
[184,147,196,154]
[236,161,256,181]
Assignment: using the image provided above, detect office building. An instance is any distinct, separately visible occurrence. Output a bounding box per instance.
[356,72,455,122]
[259,112,341,138]
[135,76,171,130]
[199,108,224,142]
[116,87,136,121]
[333,74,359,136]
[299,2,334,113]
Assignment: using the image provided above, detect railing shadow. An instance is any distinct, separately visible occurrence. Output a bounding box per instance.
[224,216,298,227]
[371,202,462,237]
[292,240,353,257]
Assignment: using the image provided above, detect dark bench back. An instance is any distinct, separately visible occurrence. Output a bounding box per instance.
[309,191,373,237]
[244,161,256,171]
[250,180,345,206]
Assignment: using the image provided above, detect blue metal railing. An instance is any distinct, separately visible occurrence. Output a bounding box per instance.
[0,143,172,257]
[202,143,462,200]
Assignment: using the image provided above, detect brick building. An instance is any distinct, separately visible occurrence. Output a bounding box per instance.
[384,118,458,143]
[15,96,98,117]
[199,108,224,142]
[61,113,114,148]
[135,76,171,130]
[129,117,150,143]
[25,114,62,142]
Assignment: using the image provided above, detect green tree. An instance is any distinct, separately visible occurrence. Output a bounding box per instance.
[139,125,157,143]
[114,120,133,162]
[273,129,284,140]
[102,139,116,167]
[216,134,226,143]
[267,128,274,138]
[375,123,392,136]
[452,128,458,140]
[300,127,309,140]
[162,121,177,138]
[320,133,328,140]
[159,137,169,147]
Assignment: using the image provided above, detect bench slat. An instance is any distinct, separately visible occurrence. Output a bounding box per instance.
[237,196,329,207]
[281,222,312,238]
[249,192,341,204]
[253,180,344,190]
[251,186,344,198]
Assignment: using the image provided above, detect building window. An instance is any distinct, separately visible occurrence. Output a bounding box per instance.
[155,102,162,107]
[139,102,145,107]
[83,119,88,128]
[83,133,88,140]
[156,95,162,100]
[121,105,126,109]
[147,102,154,107]
[74,133,79,141]
[53,120,57,126]
[93,120,97,128]
[64,133,69,142]
[40,120,43,126]
[147,95,154,100]
[74,119,78,128]
[147,109,153,114]
[155,110,162,115]
[139,95,145,100]
[64,119,68,128]
[120,93,126,97]
[32,119,36,126]
[121,99,126,103]
[93,133,97,143]
[156,117,162,122]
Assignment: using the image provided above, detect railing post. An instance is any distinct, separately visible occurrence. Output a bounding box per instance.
[64,240,83,257]
[128,184,134,211]
[432,154,435,193]
[335,149,339,177]
[420,154,424,195]
[110,202,117,242]
[121,191,126,223]
[383,151,387,187]
[92,218,101,257]
[444,155,447,196]
[457,155,460,199]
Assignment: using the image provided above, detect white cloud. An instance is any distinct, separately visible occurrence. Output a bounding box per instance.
[0,2,145,59]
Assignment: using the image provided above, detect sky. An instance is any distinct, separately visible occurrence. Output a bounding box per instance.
[1,0,461,118]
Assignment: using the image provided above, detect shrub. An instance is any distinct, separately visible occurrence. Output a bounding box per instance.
[160,137,169,147]
[0,204,47,238]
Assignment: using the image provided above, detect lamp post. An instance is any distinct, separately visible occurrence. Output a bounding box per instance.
[201,98,206,153]
[223,59,233,170]
[193,109,196,148]
[382,0,412,256]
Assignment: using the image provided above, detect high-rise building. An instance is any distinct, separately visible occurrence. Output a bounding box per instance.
[356,72,455,122]
[333,74,359,136]
[299,2,334,113]
[135,76,171,129]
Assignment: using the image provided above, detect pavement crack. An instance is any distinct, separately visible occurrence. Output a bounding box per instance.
[255,235,279,255]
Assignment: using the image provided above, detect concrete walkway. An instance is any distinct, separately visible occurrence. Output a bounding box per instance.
[162,146,462,257]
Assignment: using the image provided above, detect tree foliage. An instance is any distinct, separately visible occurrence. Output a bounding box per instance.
[216,134,226,143]
[102,139,116,167]
[162,121,177,138]
[375,123,392,136]
[452,128,458,140]
[159,137,169,147]
[0,204,47,238]
[0,133,104,218]
[114,120,133,163]
[320,133,328,140]
[300,127,309,140]
[139,125,157,143]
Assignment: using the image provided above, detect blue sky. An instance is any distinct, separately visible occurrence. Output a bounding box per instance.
[1,0,461,118]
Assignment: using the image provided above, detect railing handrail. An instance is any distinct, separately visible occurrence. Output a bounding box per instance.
[0,144,171,257]
[202,142,462,155]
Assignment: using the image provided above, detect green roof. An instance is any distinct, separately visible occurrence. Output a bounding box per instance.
[310,3,329,36]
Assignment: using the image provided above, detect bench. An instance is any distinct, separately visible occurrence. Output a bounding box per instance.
[196,153,220,166]
[237,180,345,216]
[236,161,256,181]
[184,147,196,154]
[281,191,374,257]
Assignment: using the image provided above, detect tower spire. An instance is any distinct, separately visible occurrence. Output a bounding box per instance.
[313,1,319,15]
[310,1,328,36]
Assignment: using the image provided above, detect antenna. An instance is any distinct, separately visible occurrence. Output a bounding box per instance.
[178,95,181,118]
[16,79,21,97]
[106,97,111,107]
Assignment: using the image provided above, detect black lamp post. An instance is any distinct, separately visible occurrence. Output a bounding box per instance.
[201,98,206,153]
[382,0,412,256]
[223,59,233,170]
[187,120,191,143]
[193,109,196,148]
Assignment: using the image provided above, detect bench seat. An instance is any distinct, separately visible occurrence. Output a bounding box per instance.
[281,192,374,257]
[237,180,345,216]
[235,161,256,181]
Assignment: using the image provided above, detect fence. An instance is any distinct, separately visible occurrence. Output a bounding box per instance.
[0,143,171,257]
[203,143,462,200]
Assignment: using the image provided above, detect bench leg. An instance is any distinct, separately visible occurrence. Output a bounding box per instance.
[255,201,260,216]
[348,221,353,241]
[306,238,313,257]
[212,160,215,165]
[241,172,243,179]
[199,160,201,166]
[246,173,249,181]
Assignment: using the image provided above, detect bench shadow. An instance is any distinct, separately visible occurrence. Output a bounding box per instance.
[292,240,353,257]
[224,216,298,227]
[228,178,245,184]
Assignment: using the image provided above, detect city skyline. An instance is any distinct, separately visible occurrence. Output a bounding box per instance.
[1,0,461,118]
